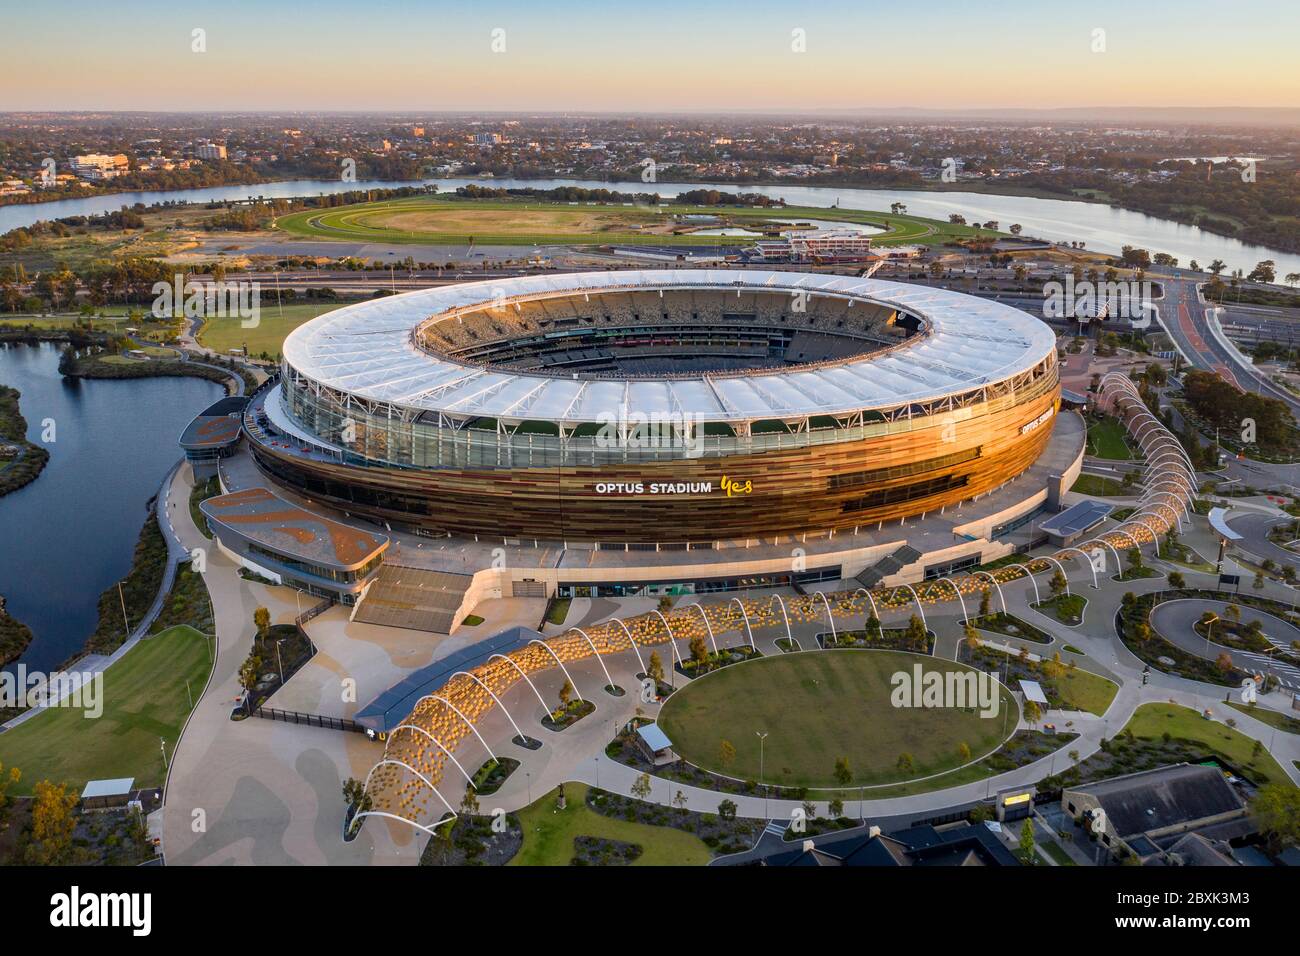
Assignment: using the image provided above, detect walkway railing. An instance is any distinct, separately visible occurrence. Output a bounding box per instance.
[251,706,365,734]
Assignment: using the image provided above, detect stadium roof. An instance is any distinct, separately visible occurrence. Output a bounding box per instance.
[282,271,1056,425]
[179,396,248,449]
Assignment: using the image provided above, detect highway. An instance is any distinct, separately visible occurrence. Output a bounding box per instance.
[1157,275,1300,419]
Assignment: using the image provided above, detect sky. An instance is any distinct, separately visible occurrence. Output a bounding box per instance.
[2,0,1297,112]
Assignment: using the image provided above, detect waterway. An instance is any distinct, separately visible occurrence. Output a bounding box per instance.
[0,343,222,671]
[2,176,1296,278]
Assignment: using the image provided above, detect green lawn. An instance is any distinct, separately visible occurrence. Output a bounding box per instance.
[1227,701,1300,736]
[0,626,213,794]
[508,783,711,866]
[1040,839,1077,866]
[196,301,343,358]
[657,650,1015,788]
[1086,417,1135,460]
[276,196,1000,249]
[1032,593,1087,626]
[1122,703,1294,789]
[1069,473,1128,497]
[1054,668,1118,717]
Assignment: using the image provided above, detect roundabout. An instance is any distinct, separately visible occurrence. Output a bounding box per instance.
[655,649,1018,790]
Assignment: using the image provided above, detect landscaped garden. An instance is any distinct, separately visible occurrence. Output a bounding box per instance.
[1032,593,1087,626]
[965,611,1052,645]
[966,645,1117,717]
[656,649,1015,789]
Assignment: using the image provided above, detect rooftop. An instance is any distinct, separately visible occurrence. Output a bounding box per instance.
[179,396,249,449]
[199,486,389,571]
[281,271,1056,425]
[1066,763,1244,838]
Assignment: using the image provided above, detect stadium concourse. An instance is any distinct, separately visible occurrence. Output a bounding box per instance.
[357,373,1200,836]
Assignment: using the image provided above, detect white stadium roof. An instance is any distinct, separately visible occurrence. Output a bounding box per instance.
[281,270,1055,425]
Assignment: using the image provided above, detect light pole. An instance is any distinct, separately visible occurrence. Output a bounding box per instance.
[755,730,769,819]
[159,737,168,770]
[276,638,286,685]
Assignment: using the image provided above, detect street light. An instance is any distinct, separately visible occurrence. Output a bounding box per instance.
[755,731,769,819]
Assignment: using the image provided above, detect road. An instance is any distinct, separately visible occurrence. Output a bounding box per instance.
[1158,276,1300,419]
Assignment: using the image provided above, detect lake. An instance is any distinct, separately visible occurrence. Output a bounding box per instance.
[1,175,1296,279]
[0,343,222,672]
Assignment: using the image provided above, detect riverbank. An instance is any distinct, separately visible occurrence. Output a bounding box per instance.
[0,597,33,669]
[0,384,49,497]
[59,348,252,395]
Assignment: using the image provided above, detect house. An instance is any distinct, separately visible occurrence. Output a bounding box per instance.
[754,822,1019,867]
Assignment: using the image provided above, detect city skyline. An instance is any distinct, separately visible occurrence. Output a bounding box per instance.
[3,0,1298,112]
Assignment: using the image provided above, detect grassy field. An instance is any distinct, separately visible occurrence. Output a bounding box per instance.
[196,301,343,358]
[508,783,711,866]
[1086,417,1134,460]
[656,650,1015,788]
[1227,701,1300,736]
[0,625,212,794]
[1053,668,1118,717]
[276,196,999,248]
[1069,473,1128,497]
[1122,703,1293,789]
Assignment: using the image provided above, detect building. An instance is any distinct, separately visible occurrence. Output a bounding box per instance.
[179,396,248,479]
[472,132,502,146]
[753,822,1020,866]
[1061,763,1248,863]
[70,153,129,180]
[252,270,1059,546]
[199,486,389,604]
[195,141,228,161]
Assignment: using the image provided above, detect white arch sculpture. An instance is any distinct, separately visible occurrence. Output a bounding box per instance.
[1006,563,1042,604]
[450,670,530,747]
[408,693,498,762]
[610,618,647,674]
[487,653,552,721]
[929,576,969,623]
[729,597,757,650]
[810,590,838,642]
[971,571,1007,614]
[1055,547,1099,589]
[388,724,478,789]
[1080,538,1124,576]
[1031,555,1072,597]
[768,594,796,649]
[527,639,585,704]
[566,627,618,693]
[687,602,720,656]
[893,583,928,631]
[357,758,457,834]
[650,609,685,666]
[852,587,882,624]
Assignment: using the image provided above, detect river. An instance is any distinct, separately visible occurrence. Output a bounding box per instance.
[2,176,1296,279]
[0,343,222,672]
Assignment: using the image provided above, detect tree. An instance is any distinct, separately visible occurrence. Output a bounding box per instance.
[672,790,688,813]
[1049,569,1067,598]
[557,678,574,711]
[1131,621,1151,643]
[833,756,853,787]
[717,798,738,821]
[904,614,928,652]
[253,606,270,637]
[460,783,480,817]
[963,622,980,653]
[718,738,737,770]
[0,761,18,812]
[958,742,972,762]
[896,753,915,774]
[1018,818,1036,864]
[1251,784,1300,850]
[26,780,78,865]
[647,651,664,684]
[828,797,845,818]
[657,595,673,614]
[238,652,263,694]
[631,773,652,801]
[1254,571,1265,589]
[689,635,709,666]
[1024,699,1042,726]
[978,587,991,619]
[1215,651,1234,674]
[1126,547,1144,573]
[1167,570,1185,589]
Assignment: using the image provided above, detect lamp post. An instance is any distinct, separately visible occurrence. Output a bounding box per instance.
[755,730,769,819]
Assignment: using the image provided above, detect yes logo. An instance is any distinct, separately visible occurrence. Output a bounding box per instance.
[720,476,752,497]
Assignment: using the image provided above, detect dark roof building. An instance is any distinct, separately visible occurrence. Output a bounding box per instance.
[756,823,1019,867]
[1061,763,1247,864]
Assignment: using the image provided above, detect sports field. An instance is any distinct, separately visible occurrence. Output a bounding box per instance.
[196,301,341,358]
[276,196,996,248]
[1085,416,1135,460]
[656,650,1016,789]
[0,625,213,794]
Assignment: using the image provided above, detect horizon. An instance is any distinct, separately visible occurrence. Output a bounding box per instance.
[3,0,1297,113]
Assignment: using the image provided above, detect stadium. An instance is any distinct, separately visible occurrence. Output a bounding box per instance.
[245,270,1061,545]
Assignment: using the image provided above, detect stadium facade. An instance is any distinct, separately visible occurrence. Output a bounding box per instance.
[246,270,1059,546]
